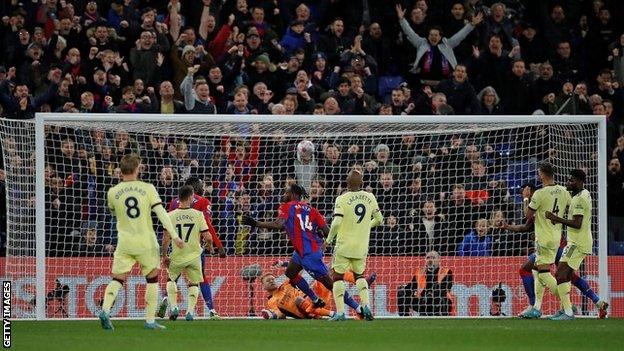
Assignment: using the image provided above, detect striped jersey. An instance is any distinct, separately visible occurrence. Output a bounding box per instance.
[278,200,326,256]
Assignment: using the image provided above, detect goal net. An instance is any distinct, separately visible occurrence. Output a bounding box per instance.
[0,115,610,319]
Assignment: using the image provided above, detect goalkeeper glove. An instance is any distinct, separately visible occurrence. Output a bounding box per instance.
[241,214,257,227]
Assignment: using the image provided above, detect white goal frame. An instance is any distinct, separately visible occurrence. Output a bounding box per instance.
[32,113,608,320]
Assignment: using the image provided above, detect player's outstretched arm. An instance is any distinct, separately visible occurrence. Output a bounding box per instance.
[242,214,286,230]
[545,212,582,229]
[501,218,534,233]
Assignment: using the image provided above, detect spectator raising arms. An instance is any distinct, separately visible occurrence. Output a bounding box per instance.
[396,4,483,86]
[0,0,619,120]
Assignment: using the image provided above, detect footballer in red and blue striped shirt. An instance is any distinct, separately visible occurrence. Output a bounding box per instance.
[279,197,326,263]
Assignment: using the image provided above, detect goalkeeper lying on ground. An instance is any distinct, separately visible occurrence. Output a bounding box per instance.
[260,272,334,319]
[260,266,377,319]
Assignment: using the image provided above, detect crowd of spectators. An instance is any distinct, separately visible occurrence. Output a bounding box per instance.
[0,0,623,255]
[3,126,548,257]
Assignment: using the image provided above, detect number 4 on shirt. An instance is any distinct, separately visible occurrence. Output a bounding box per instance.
[550,198,564,225]
[552,198,560,215]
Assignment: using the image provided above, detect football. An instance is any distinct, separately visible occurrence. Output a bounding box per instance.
[296,140,315,162]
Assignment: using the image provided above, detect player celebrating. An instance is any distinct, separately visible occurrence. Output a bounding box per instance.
[520,162,570,319]
[326,169,383,321]
[161,185,212,321]
[545,169,609,320]
[242,184,363,314]
[159,177,225,319]
[99,153,183,330]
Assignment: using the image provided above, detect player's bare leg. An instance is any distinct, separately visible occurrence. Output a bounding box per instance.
[99,272,128,330]
[144,269,166,330]
[286,261,324,307]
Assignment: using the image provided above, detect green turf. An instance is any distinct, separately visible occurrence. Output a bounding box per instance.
[12,318,624,351]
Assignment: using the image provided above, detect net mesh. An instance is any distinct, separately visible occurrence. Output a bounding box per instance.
[0,120,37,317]
[0,117,607,318]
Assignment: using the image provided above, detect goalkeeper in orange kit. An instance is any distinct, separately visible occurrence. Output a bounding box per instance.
[260,273,334,319]
[260,265,377,319]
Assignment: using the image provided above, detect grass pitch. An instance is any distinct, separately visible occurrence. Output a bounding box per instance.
[13,318,623,351]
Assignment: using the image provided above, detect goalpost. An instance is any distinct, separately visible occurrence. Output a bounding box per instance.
[0,114,609,320]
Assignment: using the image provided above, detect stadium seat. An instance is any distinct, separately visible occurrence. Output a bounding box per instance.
[608,241,624,255]
[189,141,214,168]
[495,143,514,157]
[378,75,405,103]
[505,159,537,203]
